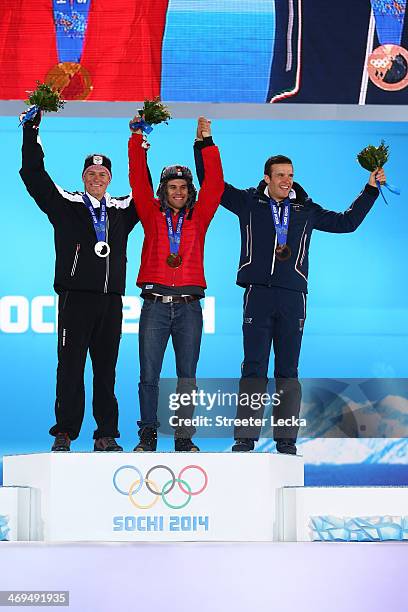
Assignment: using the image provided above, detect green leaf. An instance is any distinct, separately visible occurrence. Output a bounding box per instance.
[138,97,171,125]
[357,140,389,171]
[25,81,65,113]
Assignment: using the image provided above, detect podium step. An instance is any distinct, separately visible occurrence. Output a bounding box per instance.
[281,486,408,541]
[3,452,303,542]
[0,486,32,541]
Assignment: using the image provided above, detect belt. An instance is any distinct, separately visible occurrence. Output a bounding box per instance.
[143,293,200,304]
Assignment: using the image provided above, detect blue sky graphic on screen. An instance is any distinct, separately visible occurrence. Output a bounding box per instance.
[162,0,275,102]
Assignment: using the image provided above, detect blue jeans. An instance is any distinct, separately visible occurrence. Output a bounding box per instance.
[138,299,203,437]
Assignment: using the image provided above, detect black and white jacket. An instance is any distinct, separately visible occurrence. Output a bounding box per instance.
[20,125,138,295]
[194,142,379,293]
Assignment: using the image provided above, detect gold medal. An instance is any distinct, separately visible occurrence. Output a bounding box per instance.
[367,44,408,92]
[45,62,93,100]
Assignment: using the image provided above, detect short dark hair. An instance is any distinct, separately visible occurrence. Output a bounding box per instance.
[264,155,293,177]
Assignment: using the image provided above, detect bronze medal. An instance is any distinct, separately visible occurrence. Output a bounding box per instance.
[166,253,182,268]
[45,62,93,100]
[275,244,291,261]
[367,45,408,92]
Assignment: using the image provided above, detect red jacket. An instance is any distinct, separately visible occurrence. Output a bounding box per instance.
[0,0,168,101]
[128,133,224,289]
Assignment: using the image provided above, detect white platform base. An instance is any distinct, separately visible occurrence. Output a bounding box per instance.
[1,541,406,612]
[282,486,408,541]
[3,452,303,542]
[0,486,33,541]
[1,542,407,612]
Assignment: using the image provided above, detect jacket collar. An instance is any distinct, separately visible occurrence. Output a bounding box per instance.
[84,191,111,208]
[256,180,308,205]
[262,185,297,202]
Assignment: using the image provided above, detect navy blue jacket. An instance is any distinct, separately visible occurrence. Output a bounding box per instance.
[194,141,379,293]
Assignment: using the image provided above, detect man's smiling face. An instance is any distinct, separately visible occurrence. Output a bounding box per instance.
[166,179,189,211]
[83,168,111,200]
[264,163,294,202]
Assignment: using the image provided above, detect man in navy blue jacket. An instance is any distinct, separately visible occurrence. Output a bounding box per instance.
[194,121,385,453]
[268,0,408,104]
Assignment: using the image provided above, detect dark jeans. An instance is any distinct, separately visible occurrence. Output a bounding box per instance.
[49,291,122,441]
[138,298,203,437]
[234,285,305,442]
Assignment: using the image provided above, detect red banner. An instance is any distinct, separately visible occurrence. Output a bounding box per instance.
[0,0,169,101]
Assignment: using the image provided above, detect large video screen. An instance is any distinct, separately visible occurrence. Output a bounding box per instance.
[1,1,408,103]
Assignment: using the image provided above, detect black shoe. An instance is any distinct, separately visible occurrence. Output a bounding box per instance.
[133,427,157,452]
[231,438,255,452]
[51,432,71,452]
[276,440,297,455]
[174,438,200,452]
[94,437,123,452]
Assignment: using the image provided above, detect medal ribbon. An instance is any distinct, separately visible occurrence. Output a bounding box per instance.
[165,208,185,255]
[269,199,290,246]
[52,0,92,63]
[82,194,107,243]
[20,1,92,127]
[370,0,406,45]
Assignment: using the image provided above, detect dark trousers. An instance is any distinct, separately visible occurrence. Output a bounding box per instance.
[234,285,306,441]
[49,291,122,440]
[138,299,203,438]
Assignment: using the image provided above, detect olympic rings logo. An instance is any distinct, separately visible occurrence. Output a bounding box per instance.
[113,464,208,510]
[370,58,391,69]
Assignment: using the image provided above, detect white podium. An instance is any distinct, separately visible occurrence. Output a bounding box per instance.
[3,452,303,542]
[281,486,408,541]
[0,486,33,541]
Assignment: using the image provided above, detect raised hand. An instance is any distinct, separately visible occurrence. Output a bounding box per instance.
[369,167,386,187]
[129,114,143,134]
[19,106,42,128]
[197,116,212,139]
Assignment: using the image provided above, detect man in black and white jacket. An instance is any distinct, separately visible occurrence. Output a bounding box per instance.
[195,131,385,454]
[20,110,138,452]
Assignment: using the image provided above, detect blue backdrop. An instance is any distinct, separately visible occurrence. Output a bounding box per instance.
[162,2,275,102]
[1,116,407,482]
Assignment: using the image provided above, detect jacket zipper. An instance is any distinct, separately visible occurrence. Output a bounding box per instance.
[70,244,80,277]
[104,216,110,293]
[270,234,278,275]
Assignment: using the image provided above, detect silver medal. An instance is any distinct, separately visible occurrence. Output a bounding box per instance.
[94,241,110,258]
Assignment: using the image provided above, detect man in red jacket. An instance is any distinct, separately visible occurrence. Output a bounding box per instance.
[128,117,224,452]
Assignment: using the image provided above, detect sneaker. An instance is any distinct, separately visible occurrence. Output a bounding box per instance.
[51,432,71,452]
[276,440,297,455]
[94,437,123,452]
[231,438,255,452]
[133,427,157,452]
[174,438,200,452]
